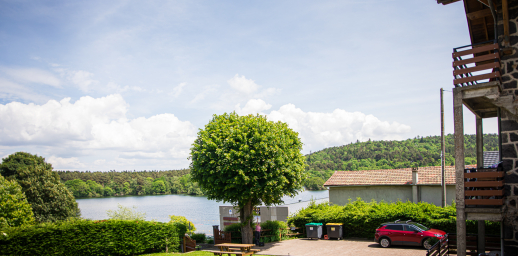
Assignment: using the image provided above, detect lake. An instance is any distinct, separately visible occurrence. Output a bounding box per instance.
[77,189,328,236]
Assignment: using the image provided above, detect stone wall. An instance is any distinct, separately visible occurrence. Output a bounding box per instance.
[495,1,518,253]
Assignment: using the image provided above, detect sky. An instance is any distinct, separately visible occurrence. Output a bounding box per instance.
[0,0,499,171]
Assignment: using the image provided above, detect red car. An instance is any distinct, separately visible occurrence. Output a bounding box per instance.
[374,220,446,250]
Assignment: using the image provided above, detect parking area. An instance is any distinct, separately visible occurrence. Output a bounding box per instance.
[255,238,428,256]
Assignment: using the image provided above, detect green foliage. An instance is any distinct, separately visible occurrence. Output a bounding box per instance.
[0,152,80,223]
[106,204,147,221]
[0,219,180,255]
[259,220,288,243]
[169,215,196,233]
[287,199,500,239]
[0,175,34,228]
[190,112,306,243]
[223,221,290,243]
[304,177,325,190]
[191,112,306,206]
[0,152,52,177]
[305,134,499,189]
[190,233,206,243]
[58,169,204,197]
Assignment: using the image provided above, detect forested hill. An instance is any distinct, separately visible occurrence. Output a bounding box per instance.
[57,169,203,198]
[303,134,499,190]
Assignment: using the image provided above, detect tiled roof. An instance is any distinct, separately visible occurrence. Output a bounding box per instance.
[484,151,499,167]
[323,165,476,187]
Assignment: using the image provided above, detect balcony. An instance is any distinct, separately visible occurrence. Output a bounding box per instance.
[453,41,501,87]
[464,167,505,207]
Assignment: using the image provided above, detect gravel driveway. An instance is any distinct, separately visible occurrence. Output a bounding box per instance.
[254,238,428,256]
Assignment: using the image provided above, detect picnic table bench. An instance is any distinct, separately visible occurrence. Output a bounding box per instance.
[209,243,259,256]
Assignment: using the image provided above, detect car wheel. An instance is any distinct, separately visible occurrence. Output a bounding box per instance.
[379,237,391,248]
[423,238,433,250]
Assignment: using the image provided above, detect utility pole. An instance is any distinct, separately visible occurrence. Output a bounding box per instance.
[441,88,446,207]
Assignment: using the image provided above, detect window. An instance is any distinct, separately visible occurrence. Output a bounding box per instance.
[405,225,419,232]
[413,223,429,231]
[385,225,403,231]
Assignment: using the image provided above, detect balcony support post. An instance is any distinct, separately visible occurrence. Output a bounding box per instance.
[476,116,486,254]
[453,87,467,256]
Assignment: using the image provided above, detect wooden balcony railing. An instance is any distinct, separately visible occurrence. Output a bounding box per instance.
[464,167,505,206]
[453,41,501,87]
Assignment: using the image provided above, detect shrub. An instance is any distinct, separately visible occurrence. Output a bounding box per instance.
[0,219,180,255]
[169,215,195,234]
[0,175,34,228]
[190,233,206,243]
[106,204,146,220]
[224,223,245,243]
[287,199,500,239]
[259,220,288,243]
[223,221,291,243]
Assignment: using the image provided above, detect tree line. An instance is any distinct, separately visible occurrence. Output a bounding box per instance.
[57,169,204,198]
[304,134,499,190]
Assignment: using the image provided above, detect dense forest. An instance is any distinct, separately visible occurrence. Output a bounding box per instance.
[58,134,499,197]
[57,169,204,198]
[303,134,499,190]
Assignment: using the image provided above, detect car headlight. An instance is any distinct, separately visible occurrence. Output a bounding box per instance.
[434,234,442,238]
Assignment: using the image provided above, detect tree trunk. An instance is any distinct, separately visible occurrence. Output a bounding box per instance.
[240,199,254,244]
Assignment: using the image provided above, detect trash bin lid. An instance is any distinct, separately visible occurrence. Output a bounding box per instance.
[326,223,343,225]
[306,223,323,226]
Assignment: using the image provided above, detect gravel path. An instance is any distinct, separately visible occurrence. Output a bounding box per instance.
[254,238,428,256]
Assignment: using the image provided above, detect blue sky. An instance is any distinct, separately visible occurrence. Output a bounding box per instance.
[0,0,497,171]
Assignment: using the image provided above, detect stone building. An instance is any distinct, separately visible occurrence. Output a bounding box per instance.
[438,0,518,255]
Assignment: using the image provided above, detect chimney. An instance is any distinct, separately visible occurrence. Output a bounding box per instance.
[412,167,419,185]
[412,167,419,203]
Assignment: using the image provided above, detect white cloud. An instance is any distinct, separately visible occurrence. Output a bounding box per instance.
[0,94,197,161]
[0,78,49,103]
[236,100,412,152]
[190,84,219,103]
[68,70,98,92]
[228,74,259,94]
[235,99,272,115]
[1,67,61,87]
[47,156,86,169]
[106,82,145,93]
[171,82,186,98]
[203,75,280,111]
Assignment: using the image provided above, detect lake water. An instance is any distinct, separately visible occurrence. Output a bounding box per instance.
[77,189,328,236]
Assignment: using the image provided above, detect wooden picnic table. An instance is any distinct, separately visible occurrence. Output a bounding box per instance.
[211,243,258,256]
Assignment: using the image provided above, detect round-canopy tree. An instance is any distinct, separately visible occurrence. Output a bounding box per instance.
[0,152,81,223]
[190,113,306,243]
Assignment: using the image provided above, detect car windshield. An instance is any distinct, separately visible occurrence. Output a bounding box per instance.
[412,223,429,231]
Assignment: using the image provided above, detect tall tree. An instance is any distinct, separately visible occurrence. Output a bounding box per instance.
[190,113,306,243]
[0,152,80,222]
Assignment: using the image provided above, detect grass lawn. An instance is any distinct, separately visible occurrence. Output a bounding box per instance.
[141,251,274,256]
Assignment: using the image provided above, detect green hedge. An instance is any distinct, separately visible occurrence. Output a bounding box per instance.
[223,220,290,243]
[287,199,500,239]
[0,219,180,256]
[259,220,289,243]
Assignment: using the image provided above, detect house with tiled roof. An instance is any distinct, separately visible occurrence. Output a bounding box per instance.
[323,152,500,206]
[324,165,474,206]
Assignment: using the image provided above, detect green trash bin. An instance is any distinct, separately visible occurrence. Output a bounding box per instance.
[326,223,343,240]
[305,223,323,239]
